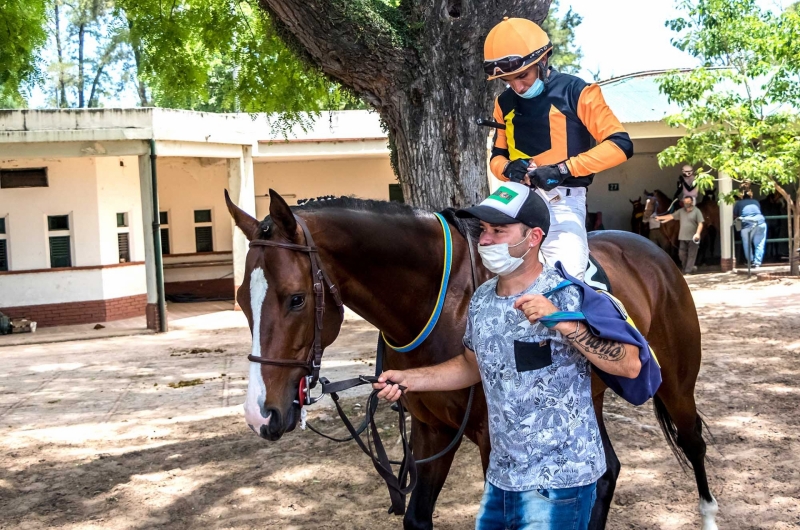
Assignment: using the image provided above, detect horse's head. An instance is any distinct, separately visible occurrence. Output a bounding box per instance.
[226,189,344,441]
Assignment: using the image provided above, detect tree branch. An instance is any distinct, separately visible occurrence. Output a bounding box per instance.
[258,0,416,104]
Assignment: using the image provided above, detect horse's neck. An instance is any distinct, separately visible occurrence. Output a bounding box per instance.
[306,210,443,344]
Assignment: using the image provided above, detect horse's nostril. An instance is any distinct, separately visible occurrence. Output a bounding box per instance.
[259,424,269,439]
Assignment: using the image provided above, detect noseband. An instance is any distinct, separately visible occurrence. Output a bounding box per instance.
[246,215,344,404]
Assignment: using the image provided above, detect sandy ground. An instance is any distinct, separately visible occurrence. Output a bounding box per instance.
[1,273,799,529]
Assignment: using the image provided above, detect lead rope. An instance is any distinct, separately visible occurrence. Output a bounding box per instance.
[299,215,481,516]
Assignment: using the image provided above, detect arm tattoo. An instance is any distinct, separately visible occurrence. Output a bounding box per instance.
[569,325,627,362]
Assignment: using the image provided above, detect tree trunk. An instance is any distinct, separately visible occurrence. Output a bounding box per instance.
[78,21,86,107]
[259,0,552,208]
[54,2,67,107]
[792,193,799,276]
[127,18,150,107]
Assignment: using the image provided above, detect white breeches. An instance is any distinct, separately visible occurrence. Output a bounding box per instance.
[536,186,589,280]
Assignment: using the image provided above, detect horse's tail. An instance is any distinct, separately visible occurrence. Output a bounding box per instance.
[652,395,691,470]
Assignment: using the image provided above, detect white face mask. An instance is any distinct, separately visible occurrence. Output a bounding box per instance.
[478,231,532,276]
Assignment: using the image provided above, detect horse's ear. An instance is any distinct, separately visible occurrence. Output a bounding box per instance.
[269,189,297,239]
[225,189,261,241]
[644,189,651,196]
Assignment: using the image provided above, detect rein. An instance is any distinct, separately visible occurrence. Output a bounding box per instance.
[245,212,479,516]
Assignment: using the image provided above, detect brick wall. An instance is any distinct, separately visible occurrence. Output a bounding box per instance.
[0,294,147,328]
[164,278,234,301]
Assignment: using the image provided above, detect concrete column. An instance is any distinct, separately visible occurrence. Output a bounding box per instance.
[138,152,166,331]
[227,145,256,308]
[719,172,735,271]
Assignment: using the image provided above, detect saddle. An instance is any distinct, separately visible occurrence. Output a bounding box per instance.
[584,254,612,293]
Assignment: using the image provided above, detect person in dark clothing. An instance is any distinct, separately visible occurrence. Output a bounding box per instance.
[734,190,767,268]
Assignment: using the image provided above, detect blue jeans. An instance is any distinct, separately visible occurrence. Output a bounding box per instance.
[476,481,597,530]
[741,221,767,267]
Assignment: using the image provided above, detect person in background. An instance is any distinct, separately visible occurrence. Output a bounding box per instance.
[656,196,704,274]
[734,189,767,268]
[674,164,699,206]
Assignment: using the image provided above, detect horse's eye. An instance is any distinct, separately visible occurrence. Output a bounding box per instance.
[290,295,305,309]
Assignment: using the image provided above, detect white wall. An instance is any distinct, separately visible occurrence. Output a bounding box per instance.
[0,264,145,306]
[95,156,146,264]
[157,157,232,255]
[253,157,398,219]
[587,138,683,231]
[0,157,101,270]
[163,252,232,283]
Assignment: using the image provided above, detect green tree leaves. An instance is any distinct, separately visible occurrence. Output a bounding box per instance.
[658,0,800,273]
[0,0,48,107]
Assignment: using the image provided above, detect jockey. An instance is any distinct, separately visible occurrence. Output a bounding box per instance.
[484,17,633,279]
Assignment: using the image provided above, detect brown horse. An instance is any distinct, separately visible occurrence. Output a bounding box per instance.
[629,196,647,236]
[227,189,718,530]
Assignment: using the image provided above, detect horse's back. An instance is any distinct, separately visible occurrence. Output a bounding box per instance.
[587,231,701,386]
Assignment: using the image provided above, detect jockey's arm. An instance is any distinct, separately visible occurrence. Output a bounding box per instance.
[489,85,633,183]
[552,321,641,378]
[564,84,633,178]
[372,348,482,402]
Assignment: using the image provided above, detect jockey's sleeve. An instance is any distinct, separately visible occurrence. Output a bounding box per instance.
[565,84,634,178]
[489,98,511,181]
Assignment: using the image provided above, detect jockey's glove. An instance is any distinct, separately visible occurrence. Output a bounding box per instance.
[529,162,572,191]
[503,159,531,183]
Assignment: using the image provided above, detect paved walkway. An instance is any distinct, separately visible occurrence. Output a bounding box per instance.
[0,301,235,347]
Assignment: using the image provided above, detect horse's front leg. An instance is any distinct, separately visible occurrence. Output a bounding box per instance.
[403,415,463,530]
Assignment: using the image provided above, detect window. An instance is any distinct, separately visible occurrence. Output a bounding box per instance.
[194,209,212,223]
[118,233,130,263]
[159,211,170,255]
[194,209,213,252]
[47,215,72,268]
[389,184,405,203]
[0,217,7,272]
[48,215,69,231]
[0,168,48,188]
[115,212,131,263]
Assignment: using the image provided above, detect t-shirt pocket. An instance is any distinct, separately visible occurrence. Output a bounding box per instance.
[513,339,553,372]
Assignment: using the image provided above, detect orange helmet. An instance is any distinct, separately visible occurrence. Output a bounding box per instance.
[483,17,552,80]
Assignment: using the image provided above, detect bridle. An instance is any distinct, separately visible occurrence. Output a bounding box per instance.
[242,211,479,516]
[246,215,344,405]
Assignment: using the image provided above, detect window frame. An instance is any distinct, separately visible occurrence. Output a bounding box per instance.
[193,208,214,253]
[46,213,74,269]
[0,167,48,189]
[159,210,171,255]
[0,215,8,272]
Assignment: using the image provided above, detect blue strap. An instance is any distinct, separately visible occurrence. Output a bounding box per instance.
[539,311,586,328]
[383,213,453,352]
[538,279,583,328]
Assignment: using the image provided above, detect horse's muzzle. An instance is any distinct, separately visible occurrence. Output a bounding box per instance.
[259,406,299,441]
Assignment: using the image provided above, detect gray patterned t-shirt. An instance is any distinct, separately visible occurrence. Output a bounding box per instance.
[463,265,606,491]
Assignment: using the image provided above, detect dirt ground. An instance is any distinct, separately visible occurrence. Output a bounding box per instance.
[1,272,799,530]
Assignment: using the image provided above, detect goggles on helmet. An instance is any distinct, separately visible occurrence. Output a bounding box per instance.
[483,43,551,77]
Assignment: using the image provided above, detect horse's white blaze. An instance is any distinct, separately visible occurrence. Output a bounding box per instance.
[699,496,719,530]
[243,267,270,433]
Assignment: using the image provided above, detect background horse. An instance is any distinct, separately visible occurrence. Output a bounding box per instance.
[645,189,720,267]
[629,197,647,237]
[227,189,718,530]
[644,190,678,258]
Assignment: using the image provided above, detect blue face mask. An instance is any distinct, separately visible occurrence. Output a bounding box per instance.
[516,78,544,99]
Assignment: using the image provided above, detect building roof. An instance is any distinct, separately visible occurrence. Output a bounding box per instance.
[598,70,685,124]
